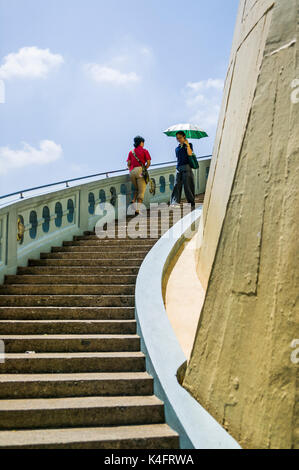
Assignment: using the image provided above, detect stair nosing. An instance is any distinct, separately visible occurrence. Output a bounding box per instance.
[0,372,152,382]
[0,395,163,410]
[0,423,179,447]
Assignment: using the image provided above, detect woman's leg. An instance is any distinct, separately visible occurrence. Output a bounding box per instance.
[136,168,147,213]
[182,167,195,205]
[170,169,183,205]
[129,169,139,207]
[132,191,138,204]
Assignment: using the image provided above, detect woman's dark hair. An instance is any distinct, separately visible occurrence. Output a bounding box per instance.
[176,131,186,138]
[134,136,145,148]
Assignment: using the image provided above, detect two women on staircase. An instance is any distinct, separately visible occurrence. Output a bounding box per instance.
[127,132,196,214]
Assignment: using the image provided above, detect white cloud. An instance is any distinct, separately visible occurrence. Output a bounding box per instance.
[184,78,224,130]
[0,140,63,174]
[186,79,224,92]
[85,63,140,86]
[0,47,64,80]
[84,42,153,87]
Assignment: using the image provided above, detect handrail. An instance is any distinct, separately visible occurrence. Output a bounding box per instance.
[0,155,212,202]
[135,209,241,449]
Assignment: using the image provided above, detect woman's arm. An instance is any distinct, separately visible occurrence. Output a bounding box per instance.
[185,139,193,156]
[144,149,151,169]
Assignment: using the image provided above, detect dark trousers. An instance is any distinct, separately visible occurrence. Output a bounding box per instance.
[170,164,195,205]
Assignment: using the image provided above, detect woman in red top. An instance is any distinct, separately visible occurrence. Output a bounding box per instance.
[127,136,151,214]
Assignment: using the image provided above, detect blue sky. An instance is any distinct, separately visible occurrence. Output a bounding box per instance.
[0,0,239,196]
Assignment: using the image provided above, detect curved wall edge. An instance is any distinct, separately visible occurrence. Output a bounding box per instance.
[135,209,241,449]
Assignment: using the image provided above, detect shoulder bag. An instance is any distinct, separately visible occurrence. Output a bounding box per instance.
[132,150,150,184]
[188,152,199,170]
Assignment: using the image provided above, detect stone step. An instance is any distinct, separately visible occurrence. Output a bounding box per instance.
[28,259,142,267]
[0,307,135,320]
[0,395,164,430]
[17,266,140,275]
[0,372,153,399]
[52,245,153,253]
[0,209,183,448]
[96,226,172,232]
[95,217,177,225]
[76,234,163,241]
[1,334,140,353]
[90,220,174,226]
[108,223,176,230]
[121,213,177,218]
[0,295,135,307]
[93,225,172,232]
[112,219,177,226]
[71,238,157,245]
[40,252,146,260]
[0,319,137,335]
[0,284,135,296]
[0,352,145,374]
[5,275,137,285]
[95,234,171,240]
[82,233,168,240]
[103,210,197,219]
[115,211,176,215]
[0,423,179,449]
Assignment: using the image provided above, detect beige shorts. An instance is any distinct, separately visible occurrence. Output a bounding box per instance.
[130,166,147,201]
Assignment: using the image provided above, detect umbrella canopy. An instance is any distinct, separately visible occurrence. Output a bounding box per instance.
[163,123,208,139]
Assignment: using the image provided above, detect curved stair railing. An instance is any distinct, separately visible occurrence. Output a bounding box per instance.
[135,209,241,449]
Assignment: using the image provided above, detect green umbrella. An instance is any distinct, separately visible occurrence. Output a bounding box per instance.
[163,123,208,139]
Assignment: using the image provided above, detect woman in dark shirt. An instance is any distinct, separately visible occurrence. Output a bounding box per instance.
[170,131,195,208]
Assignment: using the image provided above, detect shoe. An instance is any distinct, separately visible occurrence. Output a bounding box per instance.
[170,204,181,209]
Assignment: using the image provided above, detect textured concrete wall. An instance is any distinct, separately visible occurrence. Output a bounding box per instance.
[183,0,299,449]
[197,0,276,288]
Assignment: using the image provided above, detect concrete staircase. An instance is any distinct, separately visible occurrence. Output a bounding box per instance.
[0,198,204,448]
